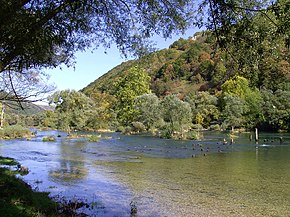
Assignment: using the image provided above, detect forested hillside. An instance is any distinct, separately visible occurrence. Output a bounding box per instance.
[83,29,289,97]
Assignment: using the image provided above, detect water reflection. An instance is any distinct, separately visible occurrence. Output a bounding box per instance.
[49,139,88,183]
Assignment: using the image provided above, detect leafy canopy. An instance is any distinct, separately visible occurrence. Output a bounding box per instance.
[114,66,151,125]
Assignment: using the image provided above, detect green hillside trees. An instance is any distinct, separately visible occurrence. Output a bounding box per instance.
[114,66,151,126]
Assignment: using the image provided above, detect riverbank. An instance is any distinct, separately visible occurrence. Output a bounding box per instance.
[0,156,58,216]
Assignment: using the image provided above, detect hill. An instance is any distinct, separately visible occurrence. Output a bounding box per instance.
[82,32,213,98]
[82,30,289,98]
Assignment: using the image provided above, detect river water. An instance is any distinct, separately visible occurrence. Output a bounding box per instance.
[0,130,289,216]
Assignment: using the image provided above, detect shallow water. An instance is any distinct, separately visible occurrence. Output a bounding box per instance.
[0,130,290,216]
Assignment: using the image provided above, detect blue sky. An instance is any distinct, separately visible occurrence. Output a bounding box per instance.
[45,28,199,92]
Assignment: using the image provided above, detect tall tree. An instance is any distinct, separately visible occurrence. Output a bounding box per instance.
[134,93,162,131]
[221,95,247,131]
[0,0,194,73]
[160,94,192,138]
[0,70,54,106]
[185,91,220,128]
[48,90,94,131]
[114,66,151,126]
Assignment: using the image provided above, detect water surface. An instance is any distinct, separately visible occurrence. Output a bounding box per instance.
[0,130,289,216]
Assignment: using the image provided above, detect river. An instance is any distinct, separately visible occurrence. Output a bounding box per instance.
[0,130,289,216]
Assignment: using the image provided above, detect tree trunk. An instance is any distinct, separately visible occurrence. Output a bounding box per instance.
[0,104,5,128]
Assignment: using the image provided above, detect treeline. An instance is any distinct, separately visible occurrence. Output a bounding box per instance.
[9,69,290,140]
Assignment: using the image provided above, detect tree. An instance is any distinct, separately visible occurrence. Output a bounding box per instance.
[114,66,151,126]
[201,0,289,90]
[259,89,290,131]
[0,0,194,73]
[0,70,55,106]
[41,110,57,129]
[185,91,220,128]
[48,90,95,131]
[84,91,117,130]
[220,76,263,130]
[1,0,288,105]
[0,0,194,104]
[134,93,162,131]
[221,95,247,131]
[198,0,289,50]
[160,95,192,139]
[221,75,251,99]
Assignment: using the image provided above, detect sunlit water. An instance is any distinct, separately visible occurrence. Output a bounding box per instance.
[0,130,290,216]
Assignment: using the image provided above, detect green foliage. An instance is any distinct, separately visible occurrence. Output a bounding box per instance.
[131,122,146,133]
[0,157,58,216]
[185,91,220,128]
[41,110,57,129]
[0,156,18,166]
[221,76,251,99]
[209,124,221,131]
[160,95,192,139]
[87,134,101,142]
[42,136,56,142]
[221,95,247,131]
[114,66,151,126]
[134,93,162,131]
[258,89,290,131]
[49,90,95,131]
[0,125,32,139]
[0,0,193,74]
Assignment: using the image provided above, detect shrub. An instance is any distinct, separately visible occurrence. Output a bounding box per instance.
[209,124,221,131]
[185,131,200,140]
[122,126,133,135]
[131,122,146,133]
[191,124,203,130]
[42,136,56,142]
[87,134,101,142]
[116,126,125,132]
[0,125,32,139]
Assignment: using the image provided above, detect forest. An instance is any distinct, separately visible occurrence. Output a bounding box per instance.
[3,33,290,139]
[0,0,289,140]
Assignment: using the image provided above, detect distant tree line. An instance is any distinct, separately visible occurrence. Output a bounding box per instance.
[7,68,289,140]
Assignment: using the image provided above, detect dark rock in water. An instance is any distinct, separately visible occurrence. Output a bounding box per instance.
[17,165,29,175]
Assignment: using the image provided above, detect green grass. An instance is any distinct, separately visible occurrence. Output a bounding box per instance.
[0,156,18,166]
[0,156,58,217]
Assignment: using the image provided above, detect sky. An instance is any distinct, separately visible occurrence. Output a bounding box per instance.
[45,28,199,92]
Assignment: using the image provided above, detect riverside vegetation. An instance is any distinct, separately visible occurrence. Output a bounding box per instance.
[3,21,289,140]
[0,156,58,216]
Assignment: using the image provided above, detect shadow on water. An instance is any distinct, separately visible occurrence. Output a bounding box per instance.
[0,130,290,216]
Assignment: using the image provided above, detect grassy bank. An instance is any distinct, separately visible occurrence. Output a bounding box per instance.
[0,125,33,139]
[0,156,58,217]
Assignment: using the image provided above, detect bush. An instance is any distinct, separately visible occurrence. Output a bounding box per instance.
[191,124,203,130]
[42,136,56,142]
[185,131,203,140]
[209,124,221,131]
[87,134,101,142]
[131,122,146,133]
[116,126,125,132]
[122,126,133,135]
[0,125,32,139]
